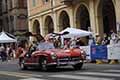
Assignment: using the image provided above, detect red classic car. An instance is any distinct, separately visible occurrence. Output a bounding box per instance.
[19,42,86,71]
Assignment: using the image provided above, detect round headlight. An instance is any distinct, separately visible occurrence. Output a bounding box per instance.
[80,50,86,59]
[80,50,84,54]
[51,52,57,60]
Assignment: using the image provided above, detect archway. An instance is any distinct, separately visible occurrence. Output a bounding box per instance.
[44,16,54,34]
[98,0,116,35]
[33,20,40,34]
[76,4,90,31]
[59,11,70,31]
[76,4,90,45]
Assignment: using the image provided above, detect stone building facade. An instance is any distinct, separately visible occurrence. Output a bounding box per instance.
[27,0,120,40]
[0,0,28,35]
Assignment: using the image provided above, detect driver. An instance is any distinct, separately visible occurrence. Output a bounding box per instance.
[36,36,55,50]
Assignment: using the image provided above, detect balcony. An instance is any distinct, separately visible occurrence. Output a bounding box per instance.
[61,0,73,5]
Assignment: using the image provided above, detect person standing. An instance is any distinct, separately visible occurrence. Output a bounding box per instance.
[102,33,110,45]
[0,45,7,62]
[109,30,119,64]
[110,30,119,45]
[95,34,103,64]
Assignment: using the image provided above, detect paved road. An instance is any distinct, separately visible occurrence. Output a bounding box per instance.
[0,60,120,80]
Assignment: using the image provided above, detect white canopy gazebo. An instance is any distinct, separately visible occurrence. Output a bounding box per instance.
[0,31,17,43]
[60,27,92,38]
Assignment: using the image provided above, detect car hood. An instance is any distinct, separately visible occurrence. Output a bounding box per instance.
[44,48,81,58]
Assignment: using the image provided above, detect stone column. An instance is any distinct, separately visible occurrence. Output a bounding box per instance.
[69,8,75,28]
[28,19,32,32]
[27,0,30,17]
[89,0,97,35]
[53,11,59,33]
[115,0,120,36]
[39,16,45,36]
[13,15,17,32]
[28,19,33,41]
[94,0,104,36]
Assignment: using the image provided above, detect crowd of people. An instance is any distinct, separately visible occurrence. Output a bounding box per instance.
[94,30,120,46]
[0,43,16,62]
[89,30,120,64]
[1,30,120,62]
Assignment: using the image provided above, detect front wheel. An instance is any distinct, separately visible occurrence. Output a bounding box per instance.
[73,63,83,70]
[39,58,48,71]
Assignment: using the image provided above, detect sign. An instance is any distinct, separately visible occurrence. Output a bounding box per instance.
[91,45,107,60]
[80,46,91,59]
[107,44,120,59]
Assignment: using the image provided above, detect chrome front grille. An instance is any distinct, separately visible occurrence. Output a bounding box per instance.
[70,57,80,61]
[58,56,80,62]
[58,57,69,62]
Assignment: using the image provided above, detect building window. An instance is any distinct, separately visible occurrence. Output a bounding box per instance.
[32,0,36,7]
[44,0,49,2]
[43,0,49,4]
[5,0,8,11]
[0,1,2,13]
[9,0,13,9]
[18,0,27,8]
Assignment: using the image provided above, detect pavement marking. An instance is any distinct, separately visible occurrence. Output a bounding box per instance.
[0,71,29,78]
[49,74,114,80]
[19,78,45,80]
[104,70,120,73]
[76,72,120,77]
[0,71,42,78]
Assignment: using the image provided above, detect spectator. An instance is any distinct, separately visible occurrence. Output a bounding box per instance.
[95,34,102,45]
[88,35,96,45]
[16,40,27,59]
[102,33,110,45]
[6,45,11,60]
[110,30,119,45]
[0,45,7,62]
[95,34,103,64]
[109,30,119,64]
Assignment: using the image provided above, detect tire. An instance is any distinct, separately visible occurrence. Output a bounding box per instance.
[73,63,83,70]
[19,59,27,70]
[39,58,48,71]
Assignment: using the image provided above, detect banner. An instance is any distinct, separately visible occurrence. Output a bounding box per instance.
[80,46,90,59]
[107,44,120,59]
[91,45,107,60]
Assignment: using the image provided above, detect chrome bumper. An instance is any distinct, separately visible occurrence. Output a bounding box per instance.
[47,60,84,66]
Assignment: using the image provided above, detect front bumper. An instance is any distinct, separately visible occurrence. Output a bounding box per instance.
[47,60,84,66]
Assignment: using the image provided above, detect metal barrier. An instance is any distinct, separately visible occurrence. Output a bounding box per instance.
[80,44,120,64]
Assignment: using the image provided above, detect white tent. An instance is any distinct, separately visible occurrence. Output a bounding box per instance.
[0,31,17,43]
[60,27,92,38]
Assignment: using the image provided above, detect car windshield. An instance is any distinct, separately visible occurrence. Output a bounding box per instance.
[37,42,55,50]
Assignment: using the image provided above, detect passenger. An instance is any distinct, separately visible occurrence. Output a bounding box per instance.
[64,39,70,49]
[76,38,85,47]
[36,39,46,50]
[54,36,61,48]
[37,35,55,50]
[70,38,76,48]
[45,37,55,49]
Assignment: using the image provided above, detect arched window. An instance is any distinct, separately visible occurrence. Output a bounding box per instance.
[18,0,27,8]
